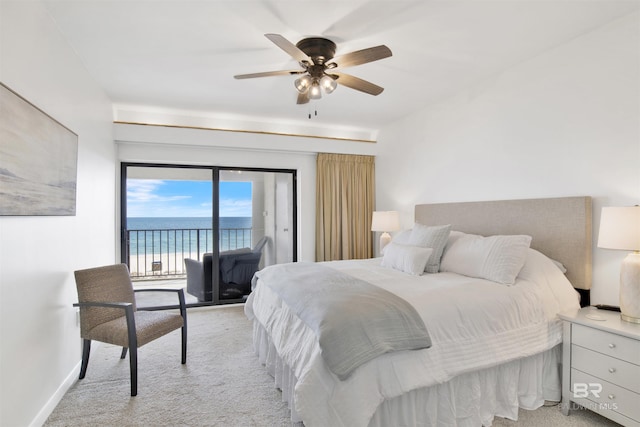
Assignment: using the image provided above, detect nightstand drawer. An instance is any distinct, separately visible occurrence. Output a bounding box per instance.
[573,324,640,364]
[572,345,640,393]
[571,369,640,422]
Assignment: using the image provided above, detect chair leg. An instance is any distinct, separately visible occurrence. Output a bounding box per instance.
[181,325,187,364]
[120,347,128,359]
[129,345,138,397]
[79,339,91,379]
[123,304,138,396]
[178,288,187,364]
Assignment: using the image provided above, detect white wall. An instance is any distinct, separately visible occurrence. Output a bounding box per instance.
[114,122,378,263]
[3,3,636,425]
[376,12,640,305]
[0,2,116,426]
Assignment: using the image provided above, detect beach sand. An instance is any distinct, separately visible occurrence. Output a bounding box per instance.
[128,250,202,278]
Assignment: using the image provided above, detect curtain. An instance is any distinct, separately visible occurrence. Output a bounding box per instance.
[316,153,375,261]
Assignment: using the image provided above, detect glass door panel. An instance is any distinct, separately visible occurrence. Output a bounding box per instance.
[216,170,295,303]
[122,165,213,307]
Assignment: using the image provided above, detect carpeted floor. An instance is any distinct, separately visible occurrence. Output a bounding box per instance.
[45,305,620,427]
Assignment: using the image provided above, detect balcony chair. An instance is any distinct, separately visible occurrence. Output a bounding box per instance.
[185,236,268,302]
[73,263,187,396]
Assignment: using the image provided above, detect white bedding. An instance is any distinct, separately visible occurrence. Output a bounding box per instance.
[245,248,580,427]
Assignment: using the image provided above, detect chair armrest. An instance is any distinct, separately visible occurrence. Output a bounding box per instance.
[134,288,182,294]
[73,301,133,310]
[73,301,138,349]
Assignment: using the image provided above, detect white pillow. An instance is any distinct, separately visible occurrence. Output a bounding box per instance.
[392,229,413,245]
[381,229,413,256]
[440,234,532,284]
[443,230,467,253]
[407,223,452,273]
[381,243,433,275]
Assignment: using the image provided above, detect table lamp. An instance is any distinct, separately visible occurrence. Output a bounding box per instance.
[371,211,400,253]
[597,206,640,323]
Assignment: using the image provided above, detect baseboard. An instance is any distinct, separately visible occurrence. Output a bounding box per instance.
[29,361,80,427]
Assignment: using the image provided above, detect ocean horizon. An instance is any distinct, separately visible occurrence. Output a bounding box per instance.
[127,216,251,230]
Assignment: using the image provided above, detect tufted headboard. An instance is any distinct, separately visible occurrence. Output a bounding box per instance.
[414,196,592,291]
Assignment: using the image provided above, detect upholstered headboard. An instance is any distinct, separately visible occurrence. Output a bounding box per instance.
[414,196,592,291]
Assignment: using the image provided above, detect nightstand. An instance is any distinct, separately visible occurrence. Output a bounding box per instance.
[560,307,640,427]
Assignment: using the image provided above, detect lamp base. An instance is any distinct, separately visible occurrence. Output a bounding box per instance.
[379,232,392,254]
[620,313,640,324]
[620,252,640,323]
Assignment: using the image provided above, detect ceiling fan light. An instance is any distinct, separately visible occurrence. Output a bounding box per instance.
[320,75,337,94]
[294,75,312,93]
[309,81,322,99]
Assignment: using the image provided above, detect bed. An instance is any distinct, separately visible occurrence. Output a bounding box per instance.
[245,196,592,427]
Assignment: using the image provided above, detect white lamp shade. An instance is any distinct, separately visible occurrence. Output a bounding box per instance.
[371,211,401,232]
[598,206,640,251]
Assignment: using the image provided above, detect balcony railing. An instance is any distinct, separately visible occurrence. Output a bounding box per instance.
[126,227,252,278]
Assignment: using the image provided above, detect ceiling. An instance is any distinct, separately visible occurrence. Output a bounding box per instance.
[44,0,639,136]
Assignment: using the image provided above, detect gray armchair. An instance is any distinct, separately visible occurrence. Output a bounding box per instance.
[185,236,268,302]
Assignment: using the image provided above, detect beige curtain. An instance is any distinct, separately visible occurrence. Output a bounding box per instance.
[316,153,375,261]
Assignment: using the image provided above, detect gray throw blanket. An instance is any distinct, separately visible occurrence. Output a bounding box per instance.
[253,262,432,380]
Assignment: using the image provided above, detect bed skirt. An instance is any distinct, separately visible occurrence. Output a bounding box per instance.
[252,319,562,427]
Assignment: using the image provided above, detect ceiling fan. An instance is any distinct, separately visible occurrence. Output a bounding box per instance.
[234,34,392,104]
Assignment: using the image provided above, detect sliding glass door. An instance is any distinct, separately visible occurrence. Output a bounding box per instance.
[121,163,296,307]
[215,169,296,303]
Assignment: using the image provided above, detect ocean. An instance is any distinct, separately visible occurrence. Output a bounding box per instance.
[126,217,253,255]
[127,217,251,231]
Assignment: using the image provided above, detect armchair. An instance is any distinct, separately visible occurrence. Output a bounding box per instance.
[185,236,268,302]
[73,263,187,396]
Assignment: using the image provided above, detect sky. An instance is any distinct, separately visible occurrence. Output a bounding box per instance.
[126,179,252,217]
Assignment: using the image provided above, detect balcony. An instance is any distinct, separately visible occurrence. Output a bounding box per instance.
[126,226,256,307]
[126,227,253,278]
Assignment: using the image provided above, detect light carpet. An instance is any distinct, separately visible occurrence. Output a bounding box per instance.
[45,305,619,427]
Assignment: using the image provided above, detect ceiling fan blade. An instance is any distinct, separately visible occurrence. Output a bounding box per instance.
[234,69,304,79]
[297,91,310,105]
[264,33,310,63]
[329,45,392,69]
[332,72,384,96]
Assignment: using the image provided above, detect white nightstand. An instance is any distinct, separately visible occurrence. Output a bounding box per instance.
[560,306,640,427]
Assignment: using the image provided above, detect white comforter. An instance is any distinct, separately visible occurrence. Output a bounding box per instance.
[245,248,580,427]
